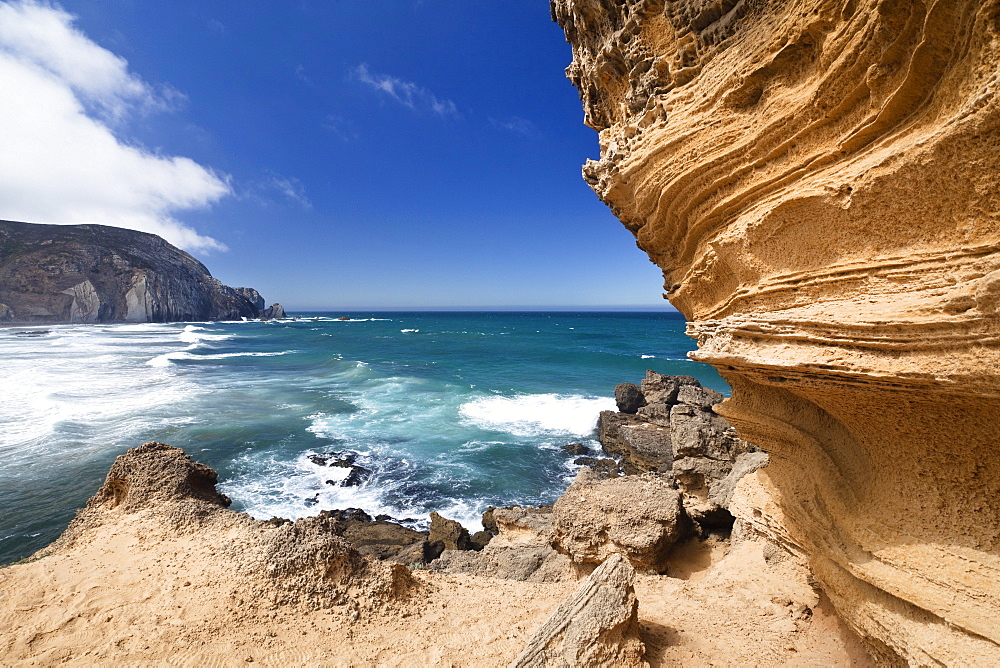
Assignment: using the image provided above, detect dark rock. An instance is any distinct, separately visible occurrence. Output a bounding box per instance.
[262,303,286,320]
[233,287,265,312]
[265,517,292,527]
[560,442,590,456]
[337,316,351,320]
[308,451,358,467]
[614,382,646,413]
[0,220,269,323]
[341,520,427,561]
[573,456,621,478]
[429,511,472,551]
[318,508,372,523]
[340,465,372,487]
[12,329,50,337]
[598,411,672,473]
[374,514,393,522]
[470,530,493,551]
[390,539,446,566]
[304,494,319,507]
[482,506,499,534]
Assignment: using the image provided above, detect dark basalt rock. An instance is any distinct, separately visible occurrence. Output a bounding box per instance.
[0,219,272,323]
[339,465,372,487]
[614,382,646,413]
[308,451,358,467]
[560,442,590,456]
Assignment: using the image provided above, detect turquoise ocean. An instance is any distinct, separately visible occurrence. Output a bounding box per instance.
[0,311,727,564]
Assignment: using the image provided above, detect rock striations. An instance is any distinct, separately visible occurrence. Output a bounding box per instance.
[553,0,1000,663]
[0,220,280,323]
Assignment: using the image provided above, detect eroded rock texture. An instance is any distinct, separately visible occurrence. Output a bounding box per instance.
[553,0,1000,663]
[0,220,271,323]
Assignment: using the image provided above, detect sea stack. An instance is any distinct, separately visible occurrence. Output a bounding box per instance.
[552,1,1000,664]
[0,220,278,323]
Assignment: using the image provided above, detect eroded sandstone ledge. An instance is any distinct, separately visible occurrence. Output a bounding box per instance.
[552,0,1000,664]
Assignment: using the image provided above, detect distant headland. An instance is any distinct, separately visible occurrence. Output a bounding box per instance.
[0,220,283,324]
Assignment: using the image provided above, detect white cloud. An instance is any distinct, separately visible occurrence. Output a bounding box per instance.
[489,115,537,136]
[354,63,458,118]
[0,0,231,252]
[267,173,311,209]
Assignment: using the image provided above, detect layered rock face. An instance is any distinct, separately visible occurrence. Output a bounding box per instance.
[552,0,1000,663]
[0,220,272,323]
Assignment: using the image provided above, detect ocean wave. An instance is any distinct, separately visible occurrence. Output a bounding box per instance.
[641,354,655,359]
[400,329,419,333]
[145,350,296,367]
[458,393,615,437]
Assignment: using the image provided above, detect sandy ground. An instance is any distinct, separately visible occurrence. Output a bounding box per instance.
[0,505,872,667]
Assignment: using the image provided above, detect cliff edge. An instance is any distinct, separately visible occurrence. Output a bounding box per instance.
[0,220,275,323]
[552,0,1000,664]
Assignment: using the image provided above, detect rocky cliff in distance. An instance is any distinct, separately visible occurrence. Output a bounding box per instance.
[0,220,277,323]
[553,0,1000,664]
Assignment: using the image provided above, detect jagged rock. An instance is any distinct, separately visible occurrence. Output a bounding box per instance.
[560,442,590,456]
[598,372,755,531]
[308,451,358,467]
[572,457,621,478]
[233,287,265,312]
[510,553,648,668]
[389,539,445,567]
[262,303,286,320]
[428,512,472,551]
[0,220,268,323]
[640,372,698,406]
[552,468,688,572]
[87,442,232,512]
[431,506,573,582]
[613,382,645,414]
[554,0,1000,660]
[54,443,414,611]
[338,465,372,488]
[469,530,493,551]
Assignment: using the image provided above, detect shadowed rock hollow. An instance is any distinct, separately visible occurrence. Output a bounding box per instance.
[552,0,1000,663]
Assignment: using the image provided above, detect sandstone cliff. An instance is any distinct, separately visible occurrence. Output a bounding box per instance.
[552,0,1000,663]
[0,220,273,323]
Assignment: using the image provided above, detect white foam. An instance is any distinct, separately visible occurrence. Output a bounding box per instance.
[641,354,655,359]
[459,393,616,437]
[400,329,419,333]
[146,350,295,367]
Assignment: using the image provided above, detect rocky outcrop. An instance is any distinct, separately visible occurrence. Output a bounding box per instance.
[599,371,758,532]
[510,553,648,668]
[552,469,687,573]
[432,506,574,582]
[553,1,1000,662]
[0,220,271,323]
[54,443,413,611]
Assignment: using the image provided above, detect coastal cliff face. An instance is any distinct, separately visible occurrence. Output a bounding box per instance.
[552,0,1000,663]
[0,220,268,323]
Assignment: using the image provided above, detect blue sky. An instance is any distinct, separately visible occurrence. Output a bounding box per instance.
[0,1,671,310]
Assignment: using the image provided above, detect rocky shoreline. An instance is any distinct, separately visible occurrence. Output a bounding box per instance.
[0,373,871,664]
